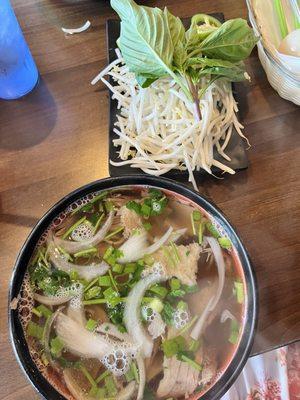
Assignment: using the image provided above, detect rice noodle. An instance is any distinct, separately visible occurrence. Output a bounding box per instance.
[220,309,237,323]
[190,237,225,340]
[92,51,249,190]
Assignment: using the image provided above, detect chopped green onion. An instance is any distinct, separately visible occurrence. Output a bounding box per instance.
[190,213,196,235]
[180,354,202,371]
[218,237,232,249]
[57,246,73,261]
[27,321,44,340]
[50,336,64,358]
[96,369,111,384]
[74,247,98,258]
[80,364,97,389]
[198,222,204,244]
[131,362,139,383]
[163,246,176,268]
[103,287,118,300]
[85,286,102,300]
[169,242,180,263]
[124,263,137,274]
[229,319,240,344]
[112,263,123,274]
[93,213,105,234]
[84,277,99,293]
[32,308,42,318]
[62,216,86,239]
[182,284,198,293]
[82,297,125,305]
[141,203,151,217]
[206,222,220,239]
[177,300,188,311]
[143,254,155,266]
[85,318,98,332]
[125,367,135,382]
[41,352,49,366]
[170,278,181,291]
[36,304,53,318]
[38,249,49,268]
[149,284,168,298]
[105,201,115,212]
[142,222,152,231]
[104,375,117,396]
[103,246,114,260]
[179,314,198,335]
[161,335,186,358]
[148,297,164,313]
[69,269,79,281]
[98,275,112,287]
[189,338,200,352]
[192,210,201,221]
[105,226,124,241]
[234,281,244,304]
[108,269,119,292]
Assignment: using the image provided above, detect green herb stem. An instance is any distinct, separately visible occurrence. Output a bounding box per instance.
[74,247,98,258]
[93,213,105,234]
[62,216,86,240]
[105,227,124,241]
[181,355,202,371]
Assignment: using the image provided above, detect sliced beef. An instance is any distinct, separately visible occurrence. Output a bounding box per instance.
[119,206,144,238]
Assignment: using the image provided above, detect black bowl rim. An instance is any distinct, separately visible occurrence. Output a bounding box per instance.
[8,175,258,400]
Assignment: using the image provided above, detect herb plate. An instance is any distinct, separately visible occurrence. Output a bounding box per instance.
[106,14,248,180]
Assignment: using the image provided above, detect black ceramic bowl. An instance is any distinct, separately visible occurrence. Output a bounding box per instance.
[9,175,257,400]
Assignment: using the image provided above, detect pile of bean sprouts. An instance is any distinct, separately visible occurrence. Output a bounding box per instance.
[92,50,249,190]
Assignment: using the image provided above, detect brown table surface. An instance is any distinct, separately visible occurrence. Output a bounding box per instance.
[1,0,300,398]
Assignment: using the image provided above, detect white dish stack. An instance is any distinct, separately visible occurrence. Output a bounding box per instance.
[246,0,300,105]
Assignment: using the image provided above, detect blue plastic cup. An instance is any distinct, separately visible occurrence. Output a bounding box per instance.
[0,0,39,100]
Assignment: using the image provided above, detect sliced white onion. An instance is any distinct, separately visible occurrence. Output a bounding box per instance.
[145,227,173,255]
[124,273,166,357]
[49,246,109,280]
[116,381,137,400]
[61,20,91,35]
[118,230,148,264]
[190,236,225,340]
[220,309,236,324]
[97,322,132,342]
[44,307,64,365]
[33,292,74,306]
[67,301,86,327]
[118,227,173,264]
[136,356,146,400]
[55,312,137,359]
[53,212,114,254]
[170,228,187,243]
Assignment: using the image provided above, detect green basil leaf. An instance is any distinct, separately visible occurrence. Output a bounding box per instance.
[136,74,158,88]
[197,64,247,82]
[199,18,258,62]
[164,7,186,67]
[111,0,174,78]
[186,57,237,68]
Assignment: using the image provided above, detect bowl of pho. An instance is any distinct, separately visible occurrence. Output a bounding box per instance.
[9,175,257,400]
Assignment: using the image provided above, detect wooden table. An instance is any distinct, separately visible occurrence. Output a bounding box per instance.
[0,0,299,398]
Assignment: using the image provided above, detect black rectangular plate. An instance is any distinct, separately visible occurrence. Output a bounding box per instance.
[106,14,248,179]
